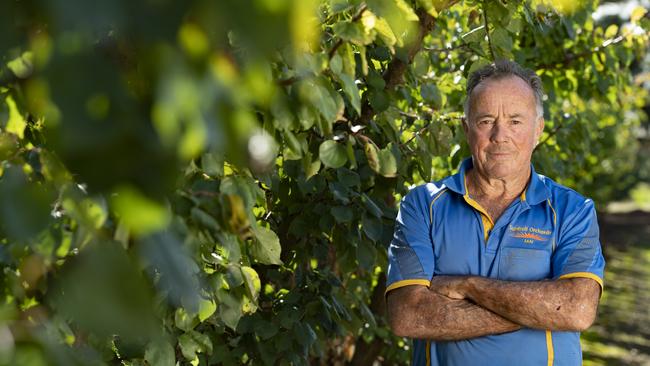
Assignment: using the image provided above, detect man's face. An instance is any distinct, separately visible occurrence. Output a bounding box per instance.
[463,76,544,180]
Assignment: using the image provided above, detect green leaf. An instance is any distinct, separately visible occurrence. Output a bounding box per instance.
[421,83,443,109]
[215,289,243,330]
[6,51,33,79]
[178,330,213,361]
[356,239,376,270]
[394,0,419,21]
[201,152,224,177]
[337,168,361,187]
[364,142,380,172]
[255,320,279,340]
[333,21,375,45]
[461,25,486,44]
[412,52,429,77]
[346,139,357,169]
[250,225,283,265]
[467,58,491,76]
[368,89,389,113]
[294,323,317,347]
[491,28,513,53]
[367,70,386,90]
[331,206,354,223]
[359,301,377,328]
[225,264,244,288]
[145,339,175,366]
[365,143,397,177]
[374,17,397,50]
[220,175,264,210]
[319,140,348,169]
[198,298,217,322]
[298,105,318,130]
[301,151,321,179]
[339,43,356,77]
[111,185,170,236]
[283,129,304,159]
[300,79,339,124]
[5,96,26,139]
[337,73,361,115]
[241,266,261,301]
[361,193,383,218]
[175,307,198,332]
[361,214,382,242]
[330,53,343,74]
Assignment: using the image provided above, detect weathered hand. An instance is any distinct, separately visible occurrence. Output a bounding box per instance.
[429,275,469,300]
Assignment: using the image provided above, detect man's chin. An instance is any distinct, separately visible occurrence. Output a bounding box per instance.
[482,165,522,180]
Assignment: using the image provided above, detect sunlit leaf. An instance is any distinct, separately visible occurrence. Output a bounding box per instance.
[241,266,261,301]
[5,96,26,139]
[198,298,217,322]
[111,185,170,236]
[178,330,213,360]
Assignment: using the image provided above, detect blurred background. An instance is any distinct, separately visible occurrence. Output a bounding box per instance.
[0,0,648,365]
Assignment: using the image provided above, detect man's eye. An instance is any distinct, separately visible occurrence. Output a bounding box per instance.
[478,120,492,125]
[512,120,522,125]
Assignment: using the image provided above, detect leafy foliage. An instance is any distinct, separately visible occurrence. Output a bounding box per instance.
[0,0,647,365]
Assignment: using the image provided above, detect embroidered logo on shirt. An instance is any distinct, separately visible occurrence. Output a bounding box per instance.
[509,225,550,244]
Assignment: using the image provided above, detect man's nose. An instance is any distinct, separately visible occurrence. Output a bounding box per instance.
[489,121,509,143]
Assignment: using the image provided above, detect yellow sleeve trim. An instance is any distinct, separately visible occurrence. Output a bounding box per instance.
[385,279,431,295]
[558,272,603,289]
[558,272,604,299]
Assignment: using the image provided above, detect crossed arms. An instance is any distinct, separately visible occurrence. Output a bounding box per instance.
[386,276,601,341]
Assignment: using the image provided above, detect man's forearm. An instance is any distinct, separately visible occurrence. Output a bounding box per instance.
[387,285,521,341]
[440,276,600,331]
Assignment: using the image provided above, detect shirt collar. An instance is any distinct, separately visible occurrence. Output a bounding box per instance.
[442,157,550,205]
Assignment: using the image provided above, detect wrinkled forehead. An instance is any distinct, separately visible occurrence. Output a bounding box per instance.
[468,76,538,115]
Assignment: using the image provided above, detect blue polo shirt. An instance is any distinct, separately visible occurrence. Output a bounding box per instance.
[386,158,605,366]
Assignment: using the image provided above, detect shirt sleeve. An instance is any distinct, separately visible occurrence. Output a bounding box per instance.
[551,199,605,292]
[385,186,435,295]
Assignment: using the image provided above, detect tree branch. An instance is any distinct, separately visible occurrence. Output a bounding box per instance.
[482,2,496,61]
[358,9,437,124]
[538,122,564,147]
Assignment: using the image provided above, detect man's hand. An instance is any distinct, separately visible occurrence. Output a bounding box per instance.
[429,275,468,300]
[429,275,601,331]
[386,285,522,340]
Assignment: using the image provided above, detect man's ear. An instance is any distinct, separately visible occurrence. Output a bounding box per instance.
[535,117,545,143]
[462,115,469,135]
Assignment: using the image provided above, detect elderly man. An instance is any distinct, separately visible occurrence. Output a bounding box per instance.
[385,60,604,365]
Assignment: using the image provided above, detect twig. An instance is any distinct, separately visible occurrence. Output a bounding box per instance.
[327,4,368,60]
[423,43,471,53]
[401,121,434,147]
[277,76,298,86]
[538,123,564,147]
[537,30,636,70]
[482,2,496,61]
[399,112,463,147]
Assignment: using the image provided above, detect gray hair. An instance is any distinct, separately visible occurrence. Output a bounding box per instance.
[464,60,544,119]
